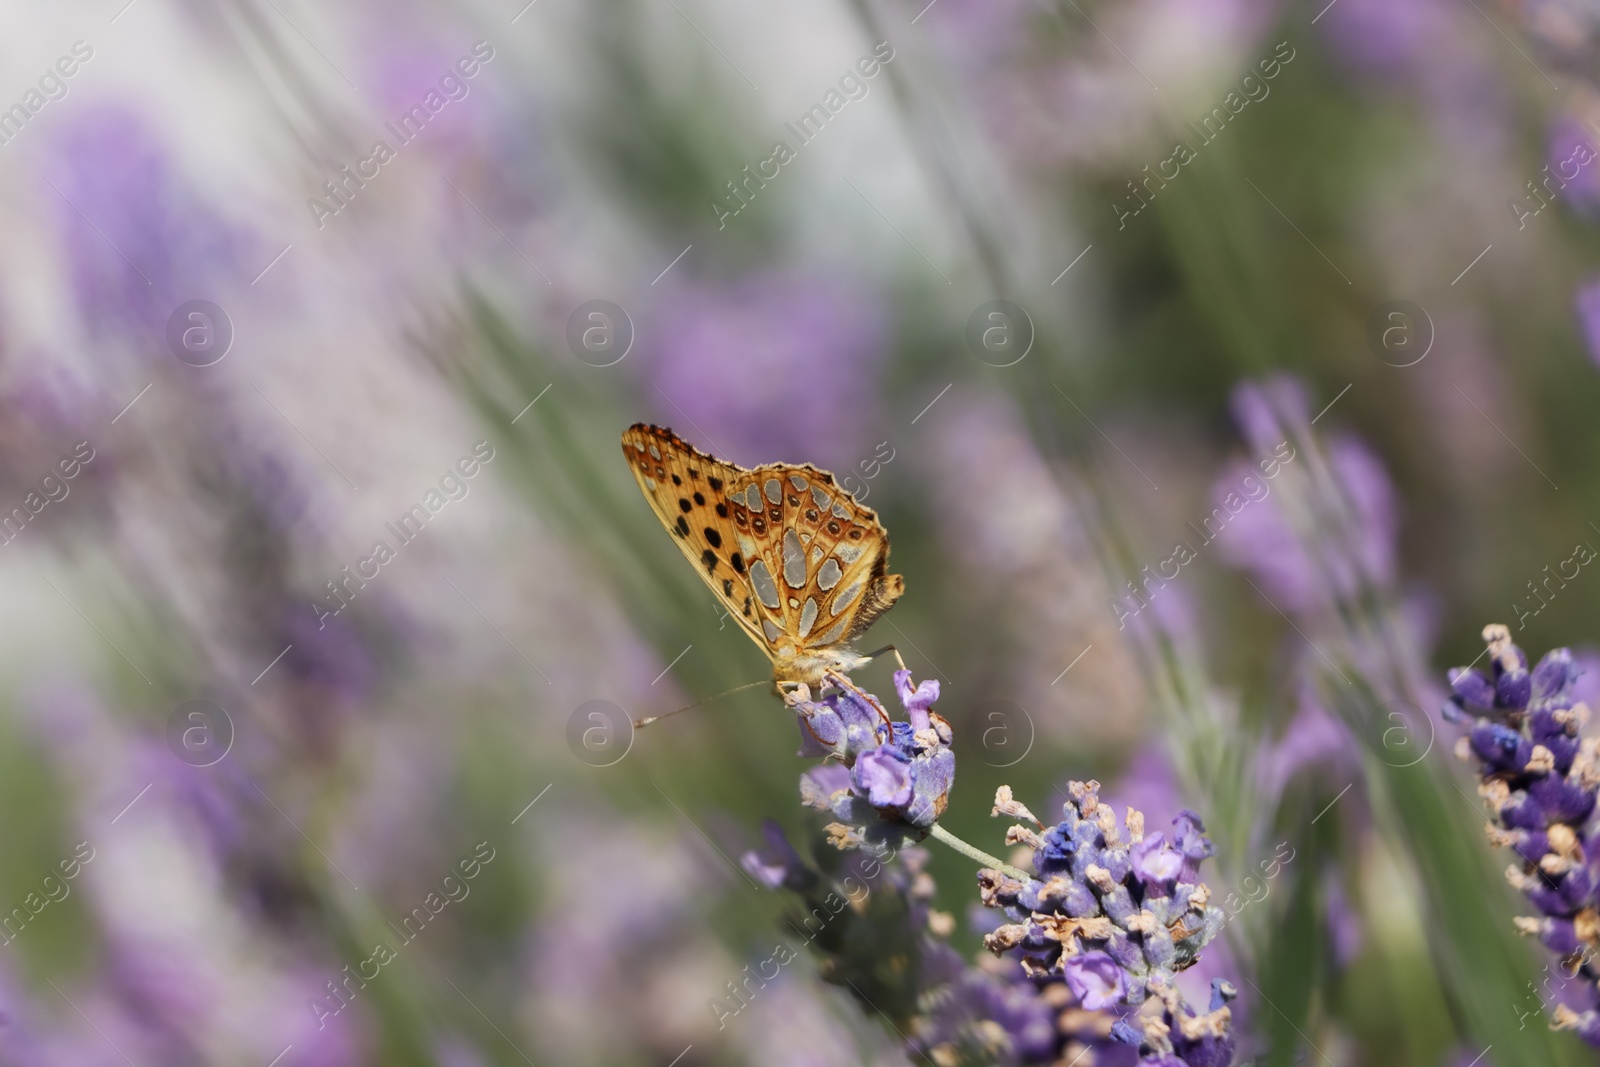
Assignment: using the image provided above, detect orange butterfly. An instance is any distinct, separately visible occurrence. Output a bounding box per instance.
[621,424,904,689]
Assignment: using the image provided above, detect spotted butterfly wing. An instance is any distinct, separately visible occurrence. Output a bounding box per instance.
[621,424,904,687]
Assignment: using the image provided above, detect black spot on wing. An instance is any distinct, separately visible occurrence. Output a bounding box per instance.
[675,516,689,537]
[704,528,722,549]
[693,492,705,506]
[730,552,745,574]
[708,476,723,491]
[715,503,729,518]
[701,549,718,572]
[722,579,733,595]
[678,498,692,513]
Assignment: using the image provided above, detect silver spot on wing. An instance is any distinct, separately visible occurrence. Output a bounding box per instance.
[649,444,662,460]
[762,619,783,642]
[811,485,832,509]
[817,558,843,591]
[798,597,819,638]
[765,478,783,504]
[750,559,781,609]
[782,529,806,588]
[810,546,823,565]
[831,579,863,617]
[834,543,864,565]
[832,502,849,518]
[789,474,809,490]
[816,615,849,646]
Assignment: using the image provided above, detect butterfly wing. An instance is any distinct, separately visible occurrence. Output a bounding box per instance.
[622,424,904,682]
[721,464,902,659]
[621,424,776,656]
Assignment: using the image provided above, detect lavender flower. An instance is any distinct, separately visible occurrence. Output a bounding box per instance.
[788,670,956,850]
[742,815,1126,1066]
[745,672,1239,1065]
[1444,623,1600,1045]
[979,782,1235,1066]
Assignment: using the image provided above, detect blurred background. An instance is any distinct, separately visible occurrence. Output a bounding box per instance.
[0,0,1598,1063]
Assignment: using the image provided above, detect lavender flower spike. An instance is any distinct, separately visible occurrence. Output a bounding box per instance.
[789,670,956,851]
[979,781,1235,1065]
[1445,623,1600,1046]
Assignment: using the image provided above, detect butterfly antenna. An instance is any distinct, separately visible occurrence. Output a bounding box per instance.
[634,679,771,728]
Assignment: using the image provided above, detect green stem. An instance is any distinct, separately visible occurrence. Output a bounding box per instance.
[927,823,1032,881]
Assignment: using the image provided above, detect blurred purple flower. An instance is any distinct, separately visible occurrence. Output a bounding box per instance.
[1319,0,1447,76]
[1322,870,1364,967]
[1549,116,1600,215]
[648,272,888,470]
[1229,374,1310,456]
[1215,383,1398,613]
[1256,690,1360,805]
[1575,277,1600,369]
[44,105,258,345]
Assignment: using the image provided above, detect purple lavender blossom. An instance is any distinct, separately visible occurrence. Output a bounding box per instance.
[1445,624,1600,1045]
[741,814,1133,1066]
[789,670,955,848]
[979,782,1235,1065]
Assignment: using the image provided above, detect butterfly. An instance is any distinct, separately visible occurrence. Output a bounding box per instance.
[621,423,904,689]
